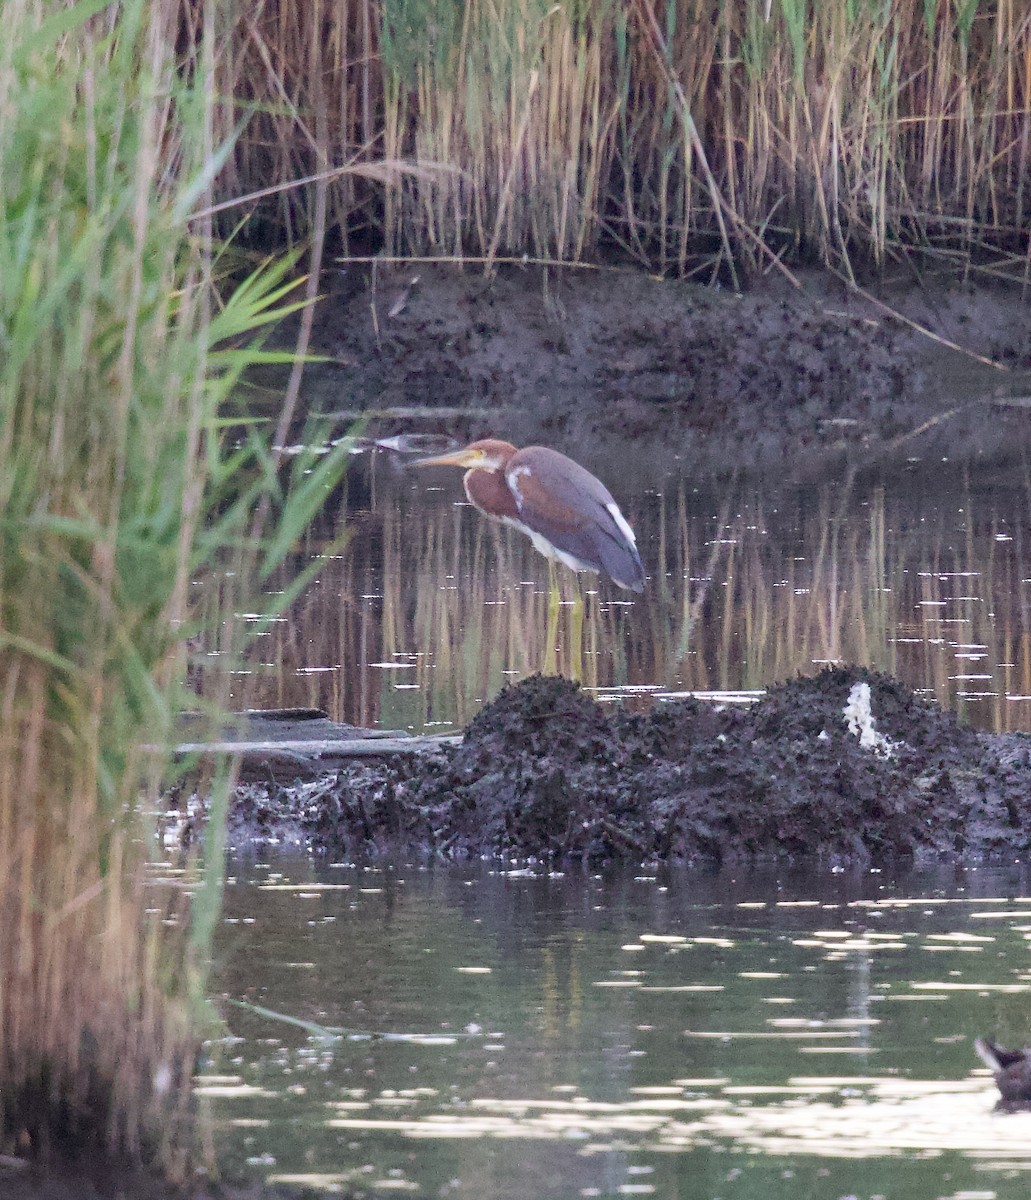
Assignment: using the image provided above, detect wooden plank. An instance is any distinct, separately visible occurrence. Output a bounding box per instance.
[167,708,461,779]
[173,735,461,758]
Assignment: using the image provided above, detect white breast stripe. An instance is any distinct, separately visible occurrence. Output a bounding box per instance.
[507,464,532,511]
[607,502,637,547]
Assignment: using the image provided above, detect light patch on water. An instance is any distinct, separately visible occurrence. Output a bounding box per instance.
[926,932,995,942]
[267,1174,372,1189]
[722,1085,840,1095]
[315,1076,1027,1165]
[193,1082,276,1098]
[671,1078,729,1087]
[256,883,354,892]
[347,1033,459,1046]
[910,981,1031,993]
[883,993,949,1001]
[639,984,724,993]
[683,1030,862,1040]
[790,1076,881,1086]
[792,937,906,952]
[767,1017,879,1028]
[796,1046,878,1055]
[922,944,985,953]
[696,1079,1031,1161]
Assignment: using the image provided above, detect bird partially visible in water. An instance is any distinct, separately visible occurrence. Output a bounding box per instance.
[975,1038,1031,1109]
[414,439,645,592]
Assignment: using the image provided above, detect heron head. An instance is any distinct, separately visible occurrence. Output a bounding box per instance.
[413,439,517,473]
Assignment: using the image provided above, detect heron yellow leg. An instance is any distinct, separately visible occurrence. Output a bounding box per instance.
[567,580,584,682]
[543,561,559,675]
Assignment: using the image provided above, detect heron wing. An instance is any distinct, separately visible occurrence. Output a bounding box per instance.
[506,447,645,591]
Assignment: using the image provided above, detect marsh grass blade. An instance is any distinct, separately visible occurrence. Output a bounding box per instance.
[0,0,350,1176]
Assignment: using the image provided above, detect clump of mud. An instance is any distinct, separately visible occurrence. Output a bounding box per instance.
[215,667,1031,866]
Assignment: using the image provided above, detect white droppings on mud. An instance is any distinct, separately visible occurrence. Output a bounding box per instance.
[842,682,898,758]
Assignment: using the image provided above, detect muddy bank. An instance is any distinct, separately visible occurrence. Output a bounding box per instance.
[278,265,1031,476]
[184,667,1031,867]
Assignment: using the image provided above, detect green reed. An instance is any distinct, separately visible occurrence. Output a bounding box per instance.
[0,0,348,1175]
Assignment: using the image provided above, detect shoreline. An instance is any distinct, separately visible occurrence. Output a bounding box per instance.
[252,263,1031,479]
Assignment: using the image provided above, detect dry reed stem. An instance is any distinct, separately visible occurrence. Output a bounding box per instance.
[174,0,1030,274]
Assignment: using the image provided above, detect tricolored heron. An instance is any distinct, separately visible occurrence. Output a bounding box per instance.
[414,439,645,591]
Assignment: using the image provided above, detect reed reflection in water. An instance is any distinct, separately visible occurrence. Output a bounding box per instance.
[215,455,1031,734]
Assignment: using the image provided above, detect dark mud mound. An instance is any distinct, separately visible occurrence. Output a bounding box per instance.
[215,668,1031,866]
[461,673,614,766]
[618,668,990,863]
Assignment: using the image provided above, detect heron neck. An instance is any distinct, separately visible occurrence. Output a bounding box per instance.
[463,468,518,520]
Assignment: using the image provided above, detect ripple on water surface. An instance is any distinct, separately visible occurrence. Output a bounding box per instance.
[201,858,1031,1199]
[206,457,1031,736]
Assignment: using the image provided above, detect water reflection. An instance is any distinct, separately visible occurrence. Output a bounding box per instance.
[206,858,1031,1198]
[207,453,1031,732]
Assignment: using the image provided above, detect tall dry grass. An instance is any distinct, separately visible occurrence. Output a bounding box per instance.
[196,0,1031,276]
[0,0,348,1174]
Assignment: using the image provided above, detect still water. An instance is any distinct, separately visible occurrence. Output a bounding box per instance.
[194,451,1031,1196]
[201,856,1031,1198]
[221,451,1031,734]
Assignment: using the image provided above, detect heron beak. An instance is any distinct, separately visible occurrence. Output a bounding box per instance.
[412,448,477,468]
